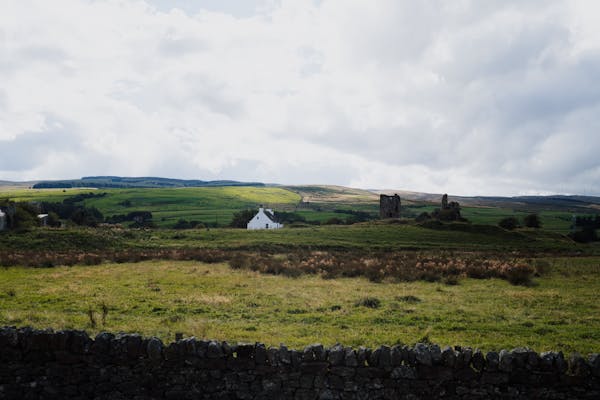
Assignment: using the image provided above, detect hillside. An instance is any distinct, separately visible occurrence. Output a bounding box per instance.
[1,180,598,232]
[30,176,265,189]
[377,189,600,212]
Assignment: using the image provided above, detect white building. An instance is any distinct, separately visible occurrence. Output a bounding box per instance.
[37,214,48,227]
[0,209,6,231]
[247,207,283,230]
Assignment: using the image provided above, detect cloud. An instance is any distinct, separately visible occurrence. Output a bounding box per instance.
[0,0,599,195]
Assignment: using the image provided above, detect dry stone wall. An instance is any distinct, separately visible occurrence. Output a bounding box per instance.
[0,327,599,399]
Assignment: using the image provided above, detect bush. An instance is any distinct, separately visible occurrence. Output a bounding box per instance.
[13,206,38,230]
[173,219,192,229]
[46,212,61,227]
[523,213,541,228]
[533,259,551,276]
[395,295,422,303]
[503,263,535,286]
[443,276,459,285]
[499,217,520,230]
[355,297,381,308]
[229,254,250,270]
[569,227,598,243]
[415,212,431,222]
[230,209,257,228]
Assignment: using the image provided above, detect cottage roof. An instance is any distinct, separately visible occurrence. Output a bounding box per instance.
[263,210,278,222]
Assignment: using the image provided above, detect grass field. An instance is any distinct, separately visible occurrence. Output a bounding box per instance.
[0,185,589,232]
[1,259,598,353]
[1,186,599,355]
[1,187,302,228]
[0,222,588,255]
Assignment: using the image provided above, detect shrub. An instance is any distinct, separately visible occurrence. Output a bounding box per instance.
[569,227,598,243]
[355,297,381,308]
[415,212,431,222]
[503,263,535,286]
[229,209,257,228]
[443,276,459,285]
[395,295,422,303]
[533,259,551,276]
[229,255,249,270]
[523,213,541,228]
[498,217,519,230]
[324,217,345,225]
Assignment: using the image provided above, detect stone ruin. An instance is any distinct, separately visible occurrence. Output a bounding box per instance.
[434,193,462,221]
[380,194,401,219]
[441,193,460,212]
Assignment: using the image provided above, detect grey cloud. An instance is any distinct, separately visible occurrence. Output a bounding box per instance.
[158,37,207,57]
[146,0,270,17]
[2,0,600,195]
[0,117,82,171]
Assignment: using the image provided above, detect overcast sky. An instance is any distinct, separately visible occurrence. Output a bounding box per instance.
[1,0,599,195]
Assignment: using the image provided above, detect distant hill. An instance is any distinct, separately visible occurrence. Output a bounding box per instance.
[31,176,265,189]
[375,190,600,213]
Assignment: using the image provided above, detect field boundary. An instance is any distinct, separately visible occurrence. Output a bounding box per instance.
[1,327,598,399]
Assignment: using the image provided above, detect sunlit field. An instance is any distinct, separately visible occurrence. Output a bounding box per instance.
[1,258,599,354]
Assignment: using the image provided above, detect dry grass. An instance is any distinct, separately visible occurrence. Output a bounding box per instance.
[1,259,599,353]
[2,248,537,286]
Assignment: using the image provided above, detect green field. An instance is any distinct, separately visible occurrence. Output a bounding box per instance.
[0,185,588,232]
[0,222,589,254]
[1,186,302,228]
[1,185,599,354]
[1,259,598,353]
[2,184,596,234]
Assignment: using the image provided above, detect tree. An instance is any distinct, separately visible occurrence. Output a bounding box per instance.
[46,212,61,227]
[273,211,306,224]
[13,204,38,230]
[569,227,598,243]
[523,213,541,228]
[70,206,103,227]
[229,209,257,228]
[415,212,431,223]
[498,217,519,230]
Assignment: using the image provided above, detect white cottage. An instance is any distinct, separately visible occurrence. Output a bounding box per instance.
[247,207,283,230]
[37,214,48,227]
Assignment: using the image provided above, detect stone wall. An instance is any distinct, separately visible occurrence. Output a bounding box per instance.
[0,327,599,399]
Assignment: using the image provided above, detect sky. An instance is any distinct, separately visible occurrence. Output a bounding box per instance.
[1,0,600,196]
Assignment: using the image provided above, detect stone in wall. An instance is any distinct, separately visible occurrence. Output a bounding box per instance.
[0,326,599,399]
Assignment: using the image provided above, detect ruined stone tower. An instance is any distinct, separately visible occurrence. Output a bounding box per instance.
[442,193,448,209]
[379,194,401,219]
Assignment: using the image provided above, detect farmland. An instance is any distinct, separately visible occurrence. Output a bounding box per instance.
[0,222,588,256]
[0,185,591,232]
[1,184,599,355]
[0,259,599,353]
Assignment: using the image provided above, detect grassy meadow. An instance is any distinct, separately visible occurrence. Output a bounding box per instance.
[0,222,586,255]
[1,184,599,354]
[0,185,582,232]
[1,259,599,353]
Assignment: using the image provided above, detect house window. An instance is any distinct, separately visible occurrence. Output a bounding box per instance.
[266,223,269,228]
